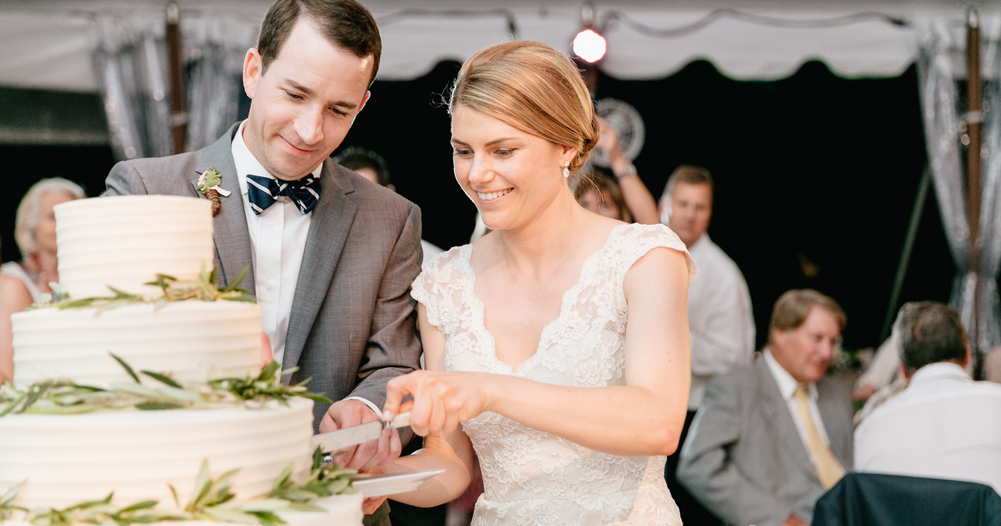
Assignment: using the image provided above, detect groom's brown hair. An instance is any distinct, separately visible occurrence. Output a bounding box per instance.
[257,0,382,85]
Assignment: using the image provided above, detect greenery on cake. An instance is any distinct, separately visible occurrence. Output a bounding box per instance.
[30,265,255,312]
[0,356,331,417]
[0,448,367,526]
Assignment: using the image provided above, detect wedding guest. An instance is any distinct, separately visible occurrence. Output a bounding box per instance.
[0,177,85,382]
[855,301,1001,494]
[574,170,634,222]
[574,117,658,224]
[335,146,445,265]
[104,2,422,523]
[678,289,853,526]
[376,40,696,525]
[659,164,754,525]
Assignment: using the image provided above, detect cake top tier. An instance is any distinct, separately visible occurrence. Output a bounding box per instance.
[55,196,215,298]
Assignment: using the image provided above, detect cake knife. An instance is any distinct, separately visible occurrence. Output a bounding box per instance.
[311,411,412,453]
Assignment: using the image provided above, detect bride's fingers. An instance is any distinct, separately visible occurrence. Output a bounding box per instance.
[383,372,421,420]
[428,381,447,434]
[409,379,433,436]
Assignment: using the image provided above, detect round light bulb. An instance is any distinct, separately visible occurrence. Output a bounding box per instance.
[572,29,606,63]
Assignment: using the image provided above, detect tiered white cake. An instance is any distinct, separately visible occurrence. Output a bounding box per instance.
[0,196,362,525]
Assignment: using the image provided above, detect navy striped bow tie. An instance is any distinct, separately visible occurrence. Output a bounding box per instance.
[246,174,321,215]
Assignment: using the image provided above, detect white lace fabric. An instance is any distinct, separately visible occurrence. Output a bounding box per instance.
[412,223,696,526]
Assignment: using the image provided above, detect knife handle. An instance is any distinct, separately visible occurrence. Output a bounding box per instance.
[389,411,411,429]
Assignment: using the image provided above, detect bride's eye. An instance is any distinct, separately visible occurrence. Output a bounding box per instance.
[494,149,514,158]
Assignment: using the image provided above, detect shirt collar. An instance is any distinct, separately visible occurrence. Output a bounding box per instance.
[909,361,972,387]
[231,120,323,198]
[764,348,818,401]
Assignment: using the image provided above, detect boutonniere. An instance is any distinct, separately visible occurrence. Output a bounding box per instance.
[196,168,231,217]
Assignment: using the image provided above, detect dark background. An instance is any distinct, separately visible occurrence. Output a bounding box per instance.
[0,59,955,351]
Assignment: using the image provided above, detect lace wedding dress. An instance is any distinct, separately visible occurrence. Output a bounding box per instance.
[412,223,696,525]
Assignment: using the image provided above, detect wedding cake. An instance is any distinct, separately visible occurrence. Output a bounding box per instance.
[0,196,363,525]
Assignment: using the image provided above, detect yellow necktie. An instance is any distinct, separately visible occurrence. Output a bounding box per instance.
[793,384,844,489]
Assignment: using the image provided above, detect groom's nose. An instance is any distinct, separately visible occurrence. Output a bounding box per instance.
[293,105,325,146]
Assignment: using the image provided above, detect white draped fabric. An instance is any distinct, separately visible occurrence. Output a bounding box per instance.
[917,15,1001,368]
[0,1,996,94]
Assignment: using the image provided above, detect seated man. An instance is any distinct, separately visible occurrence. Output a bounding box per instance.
[855,301,1001,494]
[678,290,854,526]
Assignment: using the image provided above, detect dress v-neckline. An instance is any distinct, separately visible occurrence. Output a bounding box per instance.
[458,223,630,375]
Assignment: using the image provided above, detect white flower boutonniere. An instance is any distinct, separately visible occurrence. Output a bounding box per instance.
[196,168,231,217]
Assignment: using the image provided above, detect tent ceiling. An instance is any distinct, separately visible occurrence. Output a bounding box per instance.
[0,1,996,93]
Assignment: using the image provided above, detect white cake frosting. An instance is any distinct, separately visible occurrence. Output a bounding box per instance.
[0,398,363,525]
[0,398,314,507]
[1,195,363,525]
[12,301,262,388]
[55,196,215,299]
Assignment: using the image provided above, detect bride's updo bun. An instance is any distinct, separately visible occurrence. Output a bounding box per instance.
[449,40,600,172]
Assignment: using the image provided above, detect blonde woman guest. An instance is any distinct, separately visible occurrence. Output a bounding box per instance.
[373,41,696,525]
[0,178,85,381]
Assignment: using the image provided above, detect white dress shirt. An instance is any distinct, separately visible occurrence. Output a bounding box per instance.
[232,122,315,369]
[687,234,755,409]
[764,349,841,469]
[232,123,379,416]
[854,362,1001,493]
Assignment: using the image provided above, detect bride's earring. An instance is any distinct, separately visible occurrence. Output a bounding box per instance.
[563,161,570,178]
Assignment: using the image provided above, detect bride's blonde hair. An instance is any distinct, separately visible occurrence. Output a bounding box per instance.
[449,40,600,172]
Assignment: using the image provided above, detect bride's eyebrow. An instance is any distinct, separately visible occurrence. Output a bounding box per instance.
[484,138,520,147]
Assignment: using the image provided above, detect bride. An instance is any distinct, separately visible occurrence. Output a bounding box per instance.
[376,40,695,525]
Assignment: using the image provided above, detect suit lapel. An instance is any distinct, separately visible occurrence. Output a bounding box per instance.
[281,161,358,379]
[189,123,255,296]
[756,359,821,484]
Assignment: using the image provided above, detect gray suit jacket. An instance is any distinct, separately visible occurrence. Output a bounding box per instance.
[104,123,423,433]
[677,357,854,526]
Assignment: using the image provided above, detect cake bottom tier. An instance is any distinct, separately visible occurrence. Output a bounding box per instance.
[0,399,315,508]
[0,493,364,526]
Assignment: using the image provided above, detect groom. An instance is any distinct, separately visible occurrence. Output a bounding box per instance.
[103,0,422,490]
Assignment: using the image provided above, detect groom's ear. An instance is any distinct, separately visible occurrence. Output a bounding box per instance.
[243,48,263,99]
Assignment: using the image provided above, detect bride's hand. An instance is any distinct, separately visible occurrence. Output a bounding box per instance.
[383,370,491,436]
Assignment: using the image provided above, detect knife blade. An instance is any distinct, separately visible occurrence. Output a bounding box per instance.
[311,411,412,453]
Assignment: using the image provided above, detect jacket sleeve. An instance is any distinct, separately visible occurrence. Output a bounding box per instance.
[348,201,423,411]
[103,161,149,196]
[677,373,795,526]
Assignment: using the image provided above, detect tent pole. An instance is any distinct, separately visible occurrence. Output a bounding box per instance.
[966,7,983,378]
[166,2,187,154]
[881,166,931,341]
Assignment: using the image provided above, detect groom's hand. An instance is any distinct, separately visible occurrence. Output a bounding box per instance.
[319,399,402,471]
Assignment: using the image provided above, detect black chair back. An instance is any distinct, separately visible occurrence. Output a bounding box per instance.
[812,473,1001,526]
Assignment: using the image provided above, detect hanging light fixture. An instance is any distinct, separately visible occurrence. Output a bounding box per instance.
[572,3,606,63]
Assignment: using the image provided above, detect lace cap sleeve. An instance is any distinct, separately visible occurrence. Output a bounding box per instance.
[614,224,699,289]
[410,246,465,334]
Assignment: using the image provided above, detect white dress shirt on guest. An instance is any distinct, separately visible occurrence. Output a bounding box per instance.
[855,362,1001,494]
[764,349,842,469]
[687,234,755,410]
[232,122,379,415]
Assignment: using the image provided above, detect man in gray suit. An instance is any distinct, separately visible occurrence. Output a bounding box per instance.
[104,0,421,486]
[678,290,853,526]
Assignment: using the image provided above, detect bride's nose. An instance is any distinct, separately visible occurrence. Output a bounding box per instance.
[467,155,495,186]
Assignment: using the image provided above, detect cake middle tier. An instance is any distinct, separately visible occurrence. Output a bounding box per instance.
[0,397,315,508]
[12,301,263,388]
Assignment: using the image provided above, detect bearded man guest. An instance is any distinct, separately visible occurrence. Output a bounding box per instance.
[677,290,853,526]
[660,165,755,525]
[103,2,422,522]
